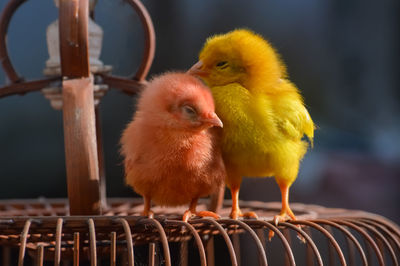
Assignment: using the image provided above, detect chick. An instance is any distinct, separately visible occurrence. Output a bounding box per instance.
[120,72,225,222]
[188,29,314,224]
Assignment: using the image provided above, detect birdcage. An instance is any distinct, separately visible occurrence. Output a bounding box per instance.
[1,1,399,265]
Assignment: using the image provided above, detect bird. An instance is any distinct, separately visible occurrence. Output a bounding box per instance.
[120,72,226,222]
[188,29,314,226]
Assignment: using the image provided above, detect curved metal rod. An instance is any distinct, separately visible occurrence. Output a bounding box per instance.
[138,218,171,266]
[292,220,347,266]
[282,228,294,266]
[349,220,398,266]
[246,220,296,266]
[126,0,155,81]
[361,218,400,256]
[18,219,31,266]
[0,0,61,99]
[331,219,384,266]
[149,242,156,266]
[88,218,97,266]
[220,219,268,266]
[0,0,155,96]
[281,222,324,266]
[320,224,335,265]
[54,218,63,266]
[36,245,44,266]
[0,77,61,98]
[110,231,117,266]
[0,0,26,83]
[301,226,315,266]
[190,218,238,266]
[73,232,80,266]
[36,244,44,266]
[117,218,134,266]
[98,73,145,96]
[363,216,400,239]
[312,219,368,266]
[165,220,207,266]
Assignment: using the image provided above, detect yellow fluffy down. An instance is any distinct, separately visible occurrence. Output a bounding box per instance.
[198,29,315,186]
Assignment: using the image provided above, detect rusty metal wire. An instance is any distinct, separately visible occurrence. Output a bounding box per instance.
[0,198,399,265]
[0,0,155,98]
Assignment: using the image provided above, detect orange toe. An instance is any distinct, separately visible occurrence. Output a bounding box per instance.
[182,210,193,222]
[273,209,296,226]
[183,210,220,221]
[273,214,287,226]
[269,213,292,242]
[196,211,220,219]
[242,211,258,219]
[272,214,305,243]
[268,230,275,241]
[141,210,154,218]
[230,209,258,220]
[230,209,241,220]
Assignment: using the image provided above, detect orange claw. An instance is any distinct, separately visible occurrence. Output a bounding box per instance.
[273,212,295,226]
[182,210,220,222]
[141,210,154,218]
[196,210,220,219]
[268,182,305,242]
[229,185,258,220]
[269,217,304,242]
[230,209,258,220]
[182,210,193,222]
[268,209,299,242]
[183,198,220,222]
[268,226,305,243]
[269,211,305,243]
[268,230,275,241]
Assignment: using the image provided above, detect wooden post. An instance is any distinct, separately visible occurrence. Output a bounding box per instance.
[59,0,102,215]
[62,78,101,215]
[59,0,90,78]
[95,106,107,209]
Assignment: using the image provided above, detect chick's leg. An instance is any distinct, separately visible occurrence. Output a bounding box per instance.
[229,185,242,219]
[273,182,296,225]
[269,181,304,242]
[182,198,220,222]
[229,183,258,220]
[141,196,154,218]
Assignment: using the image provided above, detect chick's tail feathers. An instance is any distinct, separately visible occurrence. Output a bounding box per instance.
[303,108,315,148]
[271,79,315,148]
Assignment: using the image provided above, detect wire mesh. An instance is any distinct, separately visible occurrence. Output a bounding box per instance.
[0,198,399,265]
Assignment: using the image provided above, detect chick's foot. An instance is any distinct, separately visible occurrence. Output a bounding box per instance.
[230,209,258,220]
[182,210,220,222]
[272,212,294,226]
[269,212,305,243]
[141,210,154,219]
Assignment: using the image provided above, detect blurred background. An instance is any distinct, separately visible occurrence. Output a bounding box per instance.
[0,0,399,228]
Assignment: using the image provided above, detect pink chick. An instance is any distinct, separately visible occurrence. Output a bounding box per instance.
[120,72,225,221]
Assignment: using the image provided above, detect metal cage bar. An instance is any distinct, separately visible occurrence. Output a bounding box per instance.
[0,200,399,265]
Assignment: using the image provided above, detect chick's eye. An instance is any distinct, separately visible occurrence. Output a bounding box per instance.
[182,105,197,118]
[216,61,228,68]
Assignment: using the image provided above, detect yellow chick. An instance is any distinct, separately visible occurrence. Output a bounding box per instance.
[188,29,314,224]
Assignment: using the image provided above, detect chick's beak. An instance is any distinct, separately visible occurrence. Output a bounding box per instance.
[202,113,223,128]
[187,60,209,77]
